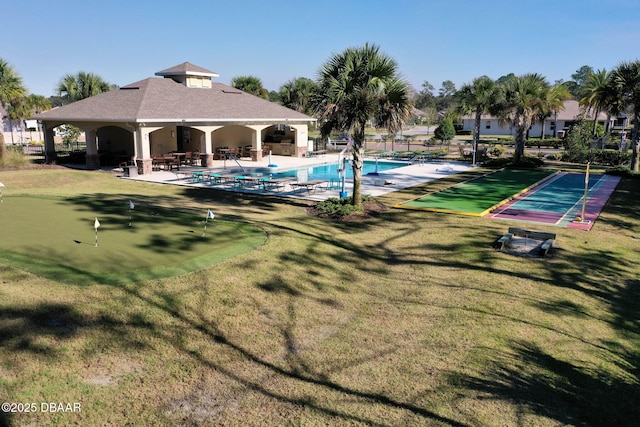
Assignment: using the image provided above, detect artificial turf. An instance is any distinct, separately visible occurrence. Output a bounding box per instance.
[396,168,555,215]
[0,196,266,285]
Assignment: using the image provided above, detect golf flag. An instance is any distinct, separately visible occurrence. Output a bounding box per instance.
[128,200,135,227]
[94,217,101,247]
[202,209,215,237]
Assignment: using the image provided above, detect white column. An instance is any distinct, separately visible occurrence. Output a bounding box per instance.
[289,124,310,157]
[83,127,99,169]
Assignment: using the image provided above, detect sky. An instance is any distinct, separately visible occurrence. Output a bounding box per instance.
[4,0,640,98]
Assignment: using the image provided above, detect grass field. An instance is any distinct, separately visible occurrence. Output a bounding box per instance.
[0,167,639,426]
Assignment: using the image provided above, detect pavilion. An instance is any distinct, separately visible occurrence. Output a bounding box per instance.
[32,62,316,174]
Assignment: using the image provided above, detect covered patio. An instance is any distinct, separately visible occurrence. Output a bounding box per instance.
[32,62,316,175]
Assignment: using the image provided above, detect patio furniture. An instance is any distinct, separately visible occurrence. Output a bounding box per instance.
[262,177,292,192]
[191,171,205,182]
[290,180,329,194]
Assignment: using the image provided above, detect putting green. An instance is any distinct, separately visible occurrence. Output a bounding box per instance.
[397,169,556,215]
[0,196,266,285]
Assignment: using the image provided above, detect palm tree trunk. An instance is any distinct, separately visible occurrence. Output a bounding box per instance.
[514,115,528,164]
[592,108,600,136]
[351,143,364,206]
[351,124,366,206]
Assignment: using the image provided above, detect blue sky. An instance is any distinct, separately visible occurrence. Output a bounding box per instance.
[5,0,640,97]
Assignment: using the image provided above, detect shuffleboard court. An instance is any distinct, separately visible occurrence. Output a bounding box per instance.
[489,172,621,230]
[396,169,555,216]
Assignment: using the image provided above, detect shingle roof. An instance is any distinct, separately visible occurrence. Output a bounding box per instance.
[154,62,219,78]
[34,73,314,124]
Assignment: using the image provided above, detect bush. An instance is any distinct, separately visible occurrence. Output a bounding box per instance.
[483,155,544,169]
[562,149,630,166]
[525,138,563,148]
[0,146,31,167]
[489,144,506,158]
[314,196,375,218]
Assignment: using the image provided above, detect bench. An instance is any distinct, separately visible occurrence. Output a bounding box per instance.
[539,239,555,257]
[493,233,513,250]
[501,227,556,256]
[507,227,556,241]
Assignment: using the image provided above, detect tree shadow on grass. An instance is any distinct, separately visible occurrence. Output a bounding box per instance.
[453,338,640,426]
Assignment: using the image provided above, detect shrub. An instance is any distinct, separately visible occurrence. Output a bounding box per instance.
[314,196,374,218]
[561,149,630,166]
[0,146,30,167]
[605,166,639,178]
[489,144,506,158]
[483,155,544,169]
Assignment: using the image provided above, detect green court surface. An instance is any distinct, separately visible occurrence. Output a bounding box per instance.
[0,196,266,285]
[397,169,555,215]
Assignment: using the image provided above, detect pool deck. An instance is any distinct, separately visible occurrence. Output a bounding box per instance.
[121,154,471,201]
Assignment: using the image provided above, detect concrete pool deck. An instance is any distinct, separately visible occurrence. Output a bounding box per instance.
[122,154,471,201]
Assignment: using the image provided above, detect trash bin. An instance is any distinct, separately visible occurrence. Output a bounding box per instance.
[124,165,138,177]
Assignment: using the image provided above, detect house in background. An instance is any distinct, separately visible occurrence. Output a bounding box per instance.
[32,62,316,175]
[461,100,629,138]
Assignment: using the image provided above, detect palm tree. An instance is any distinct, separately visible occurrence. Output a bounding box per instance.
[539,84,571,139]
[26,94,52,142]
[56,71,116,103]
[231,75,269,99]
[0,59,27,144]
[313,43,412,206]
[456,75,498,166]
[613,60,640,171]
[495,73,550,164]
[279,77,317,115]
[580,69,616,136]
[6,97,31,144]
[0,59,26,107]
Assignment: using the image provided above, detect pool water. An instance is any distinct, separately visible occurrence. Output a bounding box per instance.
[270,160,407,182]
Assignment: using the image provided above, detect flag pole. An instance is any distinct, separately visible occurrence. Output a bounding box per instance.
[580,162,590,222]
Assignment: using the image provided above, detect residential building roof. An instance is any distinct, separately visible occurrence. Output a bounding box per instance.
[461,100,608,121]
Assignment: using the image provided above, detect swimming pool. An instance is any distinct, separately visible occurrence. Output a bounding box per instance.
[269,160,407,182]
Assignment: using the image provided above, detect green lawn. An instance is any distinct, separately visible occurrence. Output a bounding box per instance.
[0,196,265,285]
[0,167,638,426]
